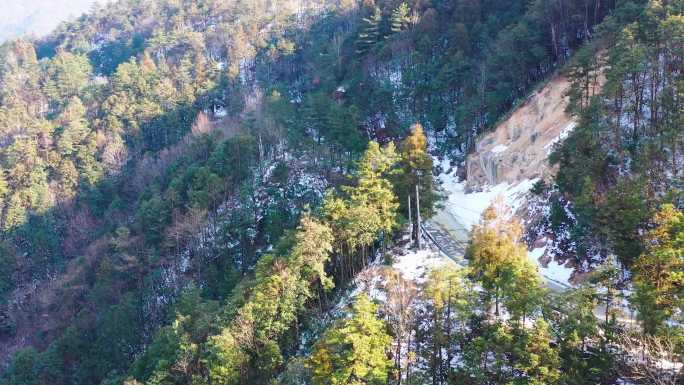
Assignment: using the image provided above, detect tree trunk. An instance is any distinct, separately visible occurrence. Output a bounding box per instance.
[415,183,421,250]
[495,286,500,317]
[408,194,412,242]
[445,281,453,381]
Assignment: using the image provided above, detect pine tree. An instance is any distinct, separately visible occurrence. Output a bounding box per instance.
[54,96,102,185]
[202,213,335,385]
[397,123,441,242]
[401,124,429,186]
[332,141,399,251]
[324,141,399,277]
[552,287,607,384]
[506,258,544,325]
[567,45,599,112]
[462,322,514,382]
[356,7,383,56]
[310,294,392,385]
[512,320,561,385]
[632,204,684,334]
[0,168,8,210]
[350,141,400,236]
[44,50,92,106]
[289,212,335,290]
[422,266,475,384]
[588,256,621,342]
[390,3,410,34]
[467,200,531,317]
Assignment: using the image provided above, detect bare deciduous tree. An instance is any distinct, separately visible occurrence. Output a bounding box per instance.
[615,331,682,385]
[381,268,418,385]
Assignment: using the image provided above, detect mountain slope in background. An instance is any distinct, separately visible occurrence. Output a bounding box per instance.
[0,0,682,384]
[0,0,100,42]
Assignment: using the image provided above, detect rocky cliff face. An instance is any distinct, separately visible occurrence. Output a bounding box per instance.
[465,74,575,190]
[458,69,604,283]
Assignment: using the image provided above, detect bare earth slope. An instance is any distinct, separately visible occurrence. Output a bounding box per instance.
[429,71,589,288]
[465,74,574,189]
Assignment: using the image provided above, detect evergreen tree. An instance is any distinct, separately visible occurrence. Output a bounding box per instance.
[356,7,383,55]
[322,141,400,281]
[43,50,92,106]
[632,204,684,334]
[390,3,410,34]
[310,294,392,385]
[566,45,600,112]
[349,141,400,237]
[0,1,679,384]
[326,141,399,263]
[397,123,441,239]
[199,213,334,385]
[421,266,475,384]
[511,320,561,385]
[551,287,610,384]
[506,258,544,325]
[467,200,531,317]
[588,256,621,343]
[462,322,514,383]
[55,96,101,185]
[290,212,335,290]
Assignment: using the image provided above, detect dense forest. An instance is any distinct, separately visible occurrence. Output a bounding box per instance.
[0,0,681,384]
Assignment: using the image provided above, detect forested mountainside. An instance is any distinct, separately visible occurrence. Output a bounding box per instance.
[0,0,681,384]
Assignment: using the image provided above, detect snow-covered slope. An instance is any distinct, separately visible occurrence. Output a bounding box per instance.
[393,248,454,283]
[438,159,538,232]
[427,71,601,289]
[433,159,575,289]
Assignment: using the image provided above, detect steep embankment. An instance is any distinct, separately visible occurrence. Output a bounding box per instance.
[430,71,591,287]
[465,74,575,188]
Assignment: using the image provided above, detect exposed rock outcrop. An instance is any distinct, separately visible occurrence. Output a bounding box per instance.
[466,74,575,190]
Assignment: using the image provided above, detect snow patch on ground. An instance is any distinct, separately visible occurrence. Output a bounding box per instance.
[545,121,577,154]
[392,249,454,283]
[213,105,228,118]
[438,158,575,289]
[528,246,574,287]
[490,144,508,154]
[438,158,538,231]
